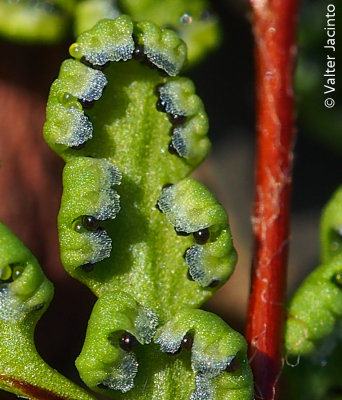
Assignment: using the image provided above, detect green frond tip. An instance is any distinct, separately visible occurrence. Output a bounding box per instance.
[0,222,96,400]
[44,14,249,400]
[44,16,215,313]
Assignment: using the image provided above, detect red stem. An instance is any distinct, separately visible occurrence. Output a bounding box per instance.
[245,1,299,399]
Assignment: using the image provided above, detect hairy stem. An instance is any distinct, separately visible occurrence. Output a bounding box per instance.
[245,1,299,399]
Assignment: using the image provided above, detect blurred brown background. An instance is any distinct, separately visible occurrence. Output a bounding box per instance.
[0,0,341,399]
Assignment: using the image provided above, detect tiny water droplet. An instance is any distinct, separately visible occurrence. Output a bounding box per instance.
[180,13,193,24]
[69,43,82,59]
[73,219,84,233]
[60,92,72,104]
[59,92,82,110]
[12,265,24,280]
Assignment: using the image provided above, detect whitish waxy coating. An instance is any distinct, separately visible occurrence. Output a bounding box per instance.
[155,309,253,400]
[134,20,187,76]
[158,178,237,287]
[158,79,210,162]
[0,222,96,400]
[44,59,108,151]
[58,157,121,272]
[157,178,227,233]
[159,79,203,117]
[76,291,158,394]
[57,59,108,103]
[70,15,135,66]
